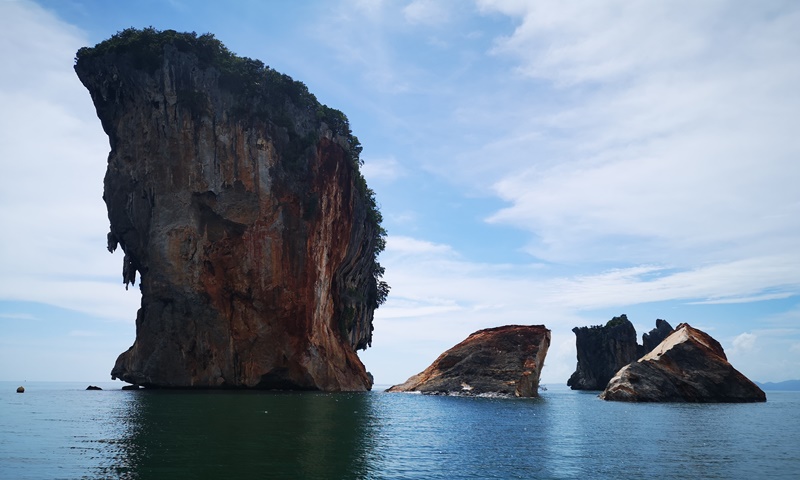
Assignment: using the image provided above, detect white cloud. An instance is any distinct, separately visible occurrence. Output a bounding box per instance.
[312,0,412,94]
[0,313,37,321]
[0,1,139,323]
[478,0,714,85]
[369,232,800,383]
[460,1,800,274]
[725,327,800,382]
[68,330,103,338]
[690,293,796,305]
[385,235,455,256]
[403,0,453,26]
[4,0,798,387]
[360,156,405,182]
[732,332,757,352]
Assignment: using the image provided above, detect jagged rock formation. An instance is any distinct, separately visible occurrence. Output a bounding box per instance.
[567,315,639,390]
[642,318,674,353]
[601,323,766,402]
[74,28,387,390]
[387,325,551,397]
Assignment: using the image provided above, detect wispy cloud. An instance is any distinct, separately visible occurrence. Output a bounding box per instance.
[466,1,800,269]
[690,293,797,305]
[382,238,800,319]
[403,0,455,26]
[386,235,455,256]
[310,1,412,94]
[4,0,799,385]
[0,313,37,321]
[376,232,800,382]
[361,156,406,183]
[732,332,757,353]
[0,1,139,323]
[68,330,103,338]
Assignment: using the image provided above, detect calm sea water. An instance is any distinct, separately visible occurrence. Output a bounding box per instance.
[1,381,798,479]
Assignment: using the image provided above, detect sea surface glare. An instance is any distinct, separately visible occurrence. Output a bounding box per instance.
[1,382,798,479]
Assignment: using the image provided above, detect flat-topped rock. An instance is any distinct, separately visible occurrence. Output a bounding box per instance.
[387,325,550,397]
[601,323,766,402]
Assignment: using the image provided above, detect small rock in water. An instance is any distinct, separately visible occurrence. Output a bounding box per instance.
[86,385,102,391]
[121,384,140,390]
[16,386,24,393]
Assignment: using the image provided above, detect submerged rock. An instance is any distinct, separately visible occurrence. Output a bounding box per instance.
[567,315,639,390]
[600,323,766,402]
[86,385,103,391]
[74,28,387,391]
[387,325,551,397]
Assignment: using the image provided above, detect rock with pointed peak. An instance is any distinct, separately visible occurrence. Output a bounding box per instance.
[601,323,766,402]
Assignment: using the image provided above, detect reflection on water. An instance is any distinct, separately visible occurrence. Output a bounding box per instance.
[93,390,376,479]
[2,383,799,479]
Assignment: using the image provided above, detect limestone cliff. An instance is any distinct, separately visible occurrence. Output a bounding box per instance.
[74,28,388,390]
[600,323,766,402]
[567,315,639,390]
[387,325,551,397]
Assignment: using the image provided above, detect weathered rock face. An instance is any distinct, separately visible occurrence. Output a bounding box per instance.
[74,29,387,390]
[567,315,639,390]
[600,323,766,402]
[387,325,551,397]
[642,318,674,353]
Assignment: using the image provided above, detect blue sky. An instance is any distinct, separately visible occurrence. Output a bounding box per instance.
[1,0,799,385]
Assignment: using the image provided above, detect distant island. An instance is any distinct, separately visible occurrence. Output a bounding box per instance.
[756,380,800,391]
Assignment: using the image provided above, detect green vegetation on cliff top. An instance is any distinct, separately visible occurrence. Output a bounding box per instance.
[605,314,629,328]
[76,27,388,308]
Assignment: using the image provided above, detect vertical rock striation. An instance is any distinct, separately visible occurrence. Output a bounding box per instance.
[387,325,551,397]
[567,315,640,390]
[74,29,387,390]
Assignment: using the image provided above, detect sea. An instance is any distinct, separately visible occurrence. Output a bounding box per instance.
[1,381,798,479]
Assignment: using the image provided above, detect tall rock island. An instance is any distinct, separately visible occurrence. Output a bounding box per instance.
[387,325,551,397]
[74,28,388,390]
[600,323,766,402]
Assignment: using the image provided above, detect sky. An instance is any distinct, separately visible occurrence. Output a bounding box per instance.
[1,0,799,385]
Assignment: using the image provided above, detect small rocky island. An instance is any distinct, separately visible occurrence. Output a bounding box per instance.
[387,325,551,397]
[567,315,644,390]
[568,315,676,390]
[601,323,766,402]
[74,28,387,390]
